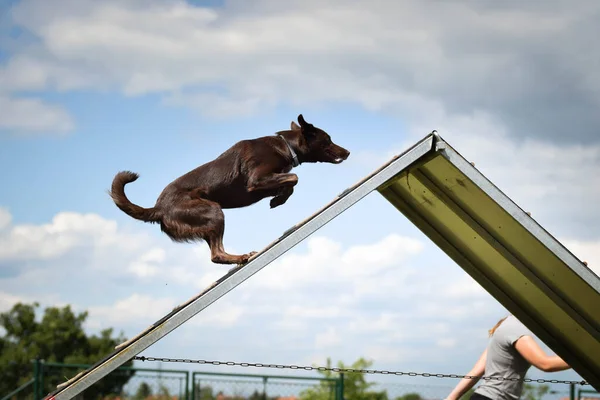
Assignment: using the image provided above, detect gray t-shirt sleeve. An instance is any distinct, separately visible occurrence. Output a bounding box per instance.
[504,317,533,346]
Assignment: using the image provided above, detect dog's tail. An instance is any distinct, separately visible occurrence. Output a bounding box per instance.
[109,171,161,223]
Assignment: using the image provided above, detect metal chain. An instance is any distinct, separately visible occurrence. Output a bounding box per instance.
[133,356,589,386]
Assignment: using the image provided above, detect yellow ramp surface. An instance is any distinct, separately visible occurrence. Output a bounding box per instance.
[377,134,600,389]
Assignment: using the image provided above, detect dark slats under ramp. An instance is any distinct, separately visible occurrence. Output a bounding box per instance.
[46,132,600,399]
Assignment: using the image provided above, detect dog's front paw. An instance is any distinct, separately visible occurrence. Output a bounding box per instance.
[270,196,287,208]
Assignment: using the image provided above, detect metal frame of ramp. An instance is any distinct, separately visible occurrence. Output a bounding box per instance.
[47,132,600,399]
[46,134,437,400]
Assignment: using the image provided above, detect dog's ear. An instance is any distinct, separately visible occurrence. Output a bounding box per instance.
[298,114,312,128]
[298,114,306,126]
[291,121,301,131]
[297,114,318,139]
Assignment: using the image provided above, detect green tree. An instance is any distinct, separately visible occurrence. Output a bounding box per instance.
[134,382,153,400]
[196,383,216,400]
[155,383,172,399]
[195,383,216,400]
[395,392,423,400]
[299,357,389,400]
[522,383,550,400]
[249,389,265,400]
[0,301,134,399]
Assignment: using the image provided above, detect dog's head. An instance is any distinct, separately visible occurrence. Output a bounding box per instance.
[291,114,350,164]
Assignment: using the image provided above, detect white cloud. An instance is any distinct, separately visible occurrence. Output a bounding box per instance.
[0,291,27,311]
[274,305,350,332]
[198,302,245,328]
[562,239,600,276]
[340,235,424,275]
[0,56,50,92]
[0,206,501,368]
[3,0,599,145]
[0,209,211,328]
[0,211,149,264]
[0,209,422,326]
[436,337,458,349]
[0,290,67,317]
[315,326,341,349]
[163,92,271,119]
[0,208,11,231]
[249,234,423,293]
[348,313,405,336]
[0,208,256,337]
[128,247,166,278]
[361,345,417,364]
[285,305,344,319]
[0,96,74,135]
[85,293,178,330]
[442,276,489,300]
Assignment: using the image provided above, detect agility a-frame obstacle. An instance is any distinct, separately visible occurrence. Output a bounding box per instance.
[47,133,600,399]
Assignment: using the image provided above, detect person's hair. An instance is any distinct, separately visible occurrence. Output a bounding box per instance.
[489,316,508,337]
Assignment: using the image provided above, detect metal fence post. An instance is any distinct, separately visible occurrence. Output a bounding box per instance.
[185,370,190,400]
[263,376,268,400]
[570,383,575,400]
[339,373,344,400]
[33,358,41,400]
[39,359,45,400]
[193,374,198,400]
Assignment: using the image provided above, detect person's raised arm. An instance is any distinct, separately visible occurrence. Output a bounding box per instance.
[514,336,570,372]
[446,349,487,400]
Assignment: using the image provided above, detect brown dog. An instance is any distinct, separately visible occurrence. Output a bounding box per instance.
[109,114,350,265]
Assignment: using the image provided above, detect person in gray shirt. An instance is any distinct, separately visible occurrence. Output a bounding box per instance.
[446,315,570,400]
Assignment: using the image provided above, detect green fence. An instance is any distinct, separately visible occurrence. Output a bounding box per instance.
[3,360,594,400]
[1,360,342,400]
[1,379,34,400]
[578,389,600,400]
[192,370,342,400]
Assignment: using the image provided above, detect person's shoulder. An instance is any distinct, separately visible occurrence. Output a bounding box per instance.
[499,315,533,345]
[506,315,530,329]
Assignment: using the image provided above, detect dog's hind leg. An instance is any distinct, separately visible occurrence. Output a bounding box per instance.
[164,198,256,265]
[206,216,258,265]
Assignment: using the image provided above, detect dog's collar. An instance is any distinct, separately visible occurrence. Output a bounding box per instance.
[279,135,300,167]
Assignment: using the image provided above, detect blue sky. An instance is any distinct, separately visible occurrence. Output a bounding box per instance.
[1,0,599,398]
